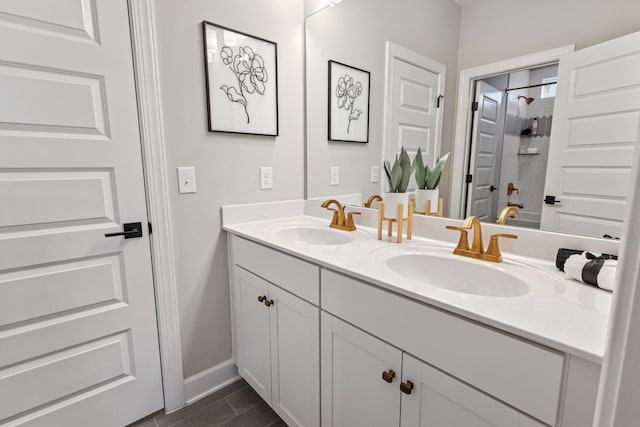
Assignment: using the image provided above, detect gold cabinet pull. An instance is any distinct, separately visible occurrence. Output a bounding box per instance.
[264,299,274,307]
[257,295,266,303]
[381,369,396,383]
[400,380,414,395]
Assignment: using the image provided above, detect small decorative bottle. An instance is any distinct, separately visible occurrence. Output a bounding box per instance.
[531,117,539,135]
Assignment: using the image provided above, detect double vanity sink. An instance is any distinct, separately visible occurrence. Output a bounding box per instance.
[222,200,612,427]
[274,223,537,297]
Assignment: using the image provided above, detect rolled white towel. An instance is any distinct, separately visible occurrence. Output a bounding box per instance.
[598,260,618,291]
[563,252,617,292]
[564,253,588,283]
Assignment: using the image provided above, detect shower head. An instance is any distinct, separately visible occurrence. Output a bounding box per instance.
[517,96,535,105]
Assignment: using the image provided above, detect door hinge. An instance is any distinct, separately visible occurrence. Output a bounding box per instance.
[471,101,479,111]
[466,174,473,184]
[436,95,444,108]
[148,222,153,235]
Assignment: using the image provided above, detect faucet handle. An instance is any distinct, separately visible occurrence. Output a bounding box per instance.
[485,234,518,263]
[345,211,361,230]
[446,226,470,253]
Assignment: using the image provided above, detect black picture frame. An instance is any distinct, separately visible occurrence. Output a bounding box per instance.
[328,60,370,143]
[202,21,279,136]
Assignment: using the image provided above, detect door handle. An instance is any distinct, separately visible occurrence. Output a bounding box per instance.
[105,222,143,239]
[490,185,498,192]
[544,195,561,205]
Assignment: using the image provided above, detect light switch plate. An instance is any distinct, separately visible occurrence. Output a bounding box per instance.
[330,166,340,186]
[371,166,379,183]
[177,167,196,194]
[260,167,273,190]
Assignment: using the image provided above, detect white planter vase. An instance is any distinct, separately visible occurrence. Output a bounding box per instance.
[415,188,439,214]
[383,192,409,218]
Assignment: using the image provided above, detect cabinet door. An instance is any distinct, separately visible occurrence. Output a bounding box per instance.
[401,354,545,427]
[234,267,272,403]
[321,312,402,427]
[269,285,320,427]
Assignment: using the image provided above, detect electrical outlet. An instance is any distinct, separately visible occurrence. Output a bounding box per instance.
[330,166,340,186]
[260,167,273,190]
[371,166,379,183]
[177,167,197,194]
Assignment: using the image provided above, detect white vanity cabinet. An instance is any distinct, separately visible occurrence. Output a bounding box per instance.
[231,236,320,427]
[227,233,601,427]
[320,312,402,426]
[321,270,565,426]
[322,312,544,427]
[401,354,544,427]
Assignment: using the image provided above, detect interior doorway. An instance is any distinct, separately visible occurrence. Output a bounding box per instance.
[464,63,559,227]
[0,1,166,424]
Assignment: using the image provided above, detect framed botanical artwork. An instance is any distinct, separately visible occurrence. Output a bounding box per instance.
[328,60,370,143]
[202,21,279,136]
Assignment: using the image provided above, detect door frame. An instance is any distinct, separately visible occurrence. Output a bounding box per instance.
[381,41,446,194]
[595,120,640,425]
[449,45,575,218]
[128,0,185,412]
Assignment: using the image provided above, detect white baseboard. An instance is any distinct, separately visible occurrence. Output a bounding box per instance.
[183,359,240,405]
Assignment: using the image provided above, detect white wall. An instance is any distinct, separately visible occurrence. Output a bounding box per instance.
[305,0,460,205]
[152,0,304,378]
[458,0,640,69]
[304,0,328,17]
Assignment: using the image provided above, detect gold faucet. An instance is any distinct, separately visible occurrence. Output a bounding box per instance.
[496,206,519,224]
[446,215,518,263]
[461,215,485,258]
[364,194,382,208]
[321,199,361,231]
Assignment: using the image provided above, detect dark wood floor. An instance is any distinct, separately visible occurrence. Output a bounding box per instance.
[129,379,285,427]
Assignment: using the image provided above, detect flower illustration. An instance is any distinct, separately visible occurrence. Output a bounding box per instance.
[219,45,269,123]
[220,46,233,65]
[335,73,364,133]
[235,47,268,95]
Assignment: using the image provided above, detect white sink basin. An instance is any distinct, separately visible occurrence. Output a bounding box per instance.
[275,226,352,245]
[369,245,566,298]
[385,253,529,297]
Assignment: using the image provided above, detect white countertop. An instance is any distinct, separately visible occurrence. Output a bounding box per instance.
[222,201,612,364]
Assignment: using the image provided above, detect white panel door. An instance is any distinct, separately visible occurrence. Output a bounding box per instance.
[234,268,272,404]
[385,51,445,192]
[269,284,319,427]
[0,1,163,425]
[400,354,545,427]
[466,81,504,221]
[321,312,401,427]
[540,31,640,237]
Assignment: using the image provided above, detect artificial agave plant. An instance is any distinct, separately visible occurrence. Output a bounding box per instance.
[384,147,415,193]
[413,148,450,190]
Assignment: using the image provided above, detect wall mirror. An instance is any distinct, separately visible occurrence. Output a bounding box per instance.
[304,0,640,239]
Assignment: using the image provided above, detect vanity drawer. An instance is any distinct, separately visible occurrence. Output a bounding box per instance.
[232,236,320,305]
[321,269,565,426]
